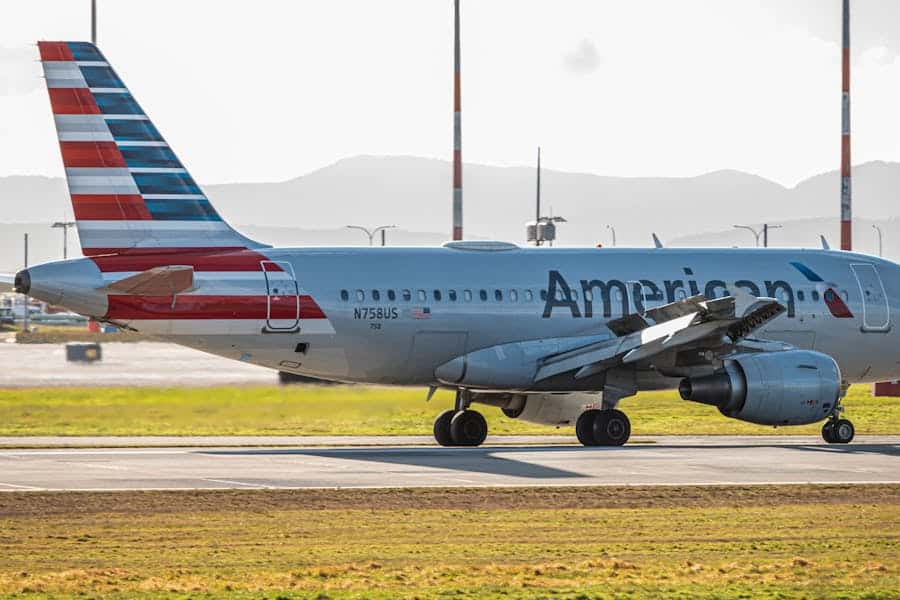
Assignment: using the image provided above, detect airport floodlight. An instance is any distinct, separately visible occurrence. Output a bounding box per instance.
[346,225,397,246]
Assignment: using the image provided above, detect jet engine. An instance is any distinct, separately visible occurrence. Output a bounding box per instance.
[678,350,840,426]
[476,392,600,427]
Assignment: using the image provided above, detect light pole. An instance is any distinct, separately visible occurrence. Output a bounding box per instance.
[52,221,76,259]
[346,225,397,246]
[733,225,761,247]
[606,225,616,247]
[872,224,883,257]
[762,224,782,248]
[734,224,781,247]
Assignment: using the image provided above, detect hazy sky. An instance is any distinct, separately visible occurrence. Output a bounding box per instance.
[1,0,898,186]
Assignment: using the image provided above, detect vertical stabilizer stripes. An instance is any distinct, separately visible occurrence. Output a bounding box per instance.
[38,40,263,254]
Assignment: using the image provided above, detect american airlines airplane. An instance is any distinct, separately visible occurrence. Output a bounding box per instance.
[3,42,898,447]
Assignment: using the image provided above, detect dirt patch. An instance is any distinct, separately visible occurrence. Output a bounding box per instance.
[1,484,897,517]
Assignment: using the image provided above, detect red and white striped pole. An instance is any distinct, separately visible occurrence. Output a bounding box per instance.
[452,0,463,240]
[840,0,852,251]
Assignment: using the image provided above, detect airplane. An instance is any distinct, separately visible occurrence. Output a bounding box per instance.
[1,41,898,448]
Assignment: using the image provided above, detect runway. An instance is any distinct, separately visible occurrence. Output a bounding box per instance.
[0,436,897,491]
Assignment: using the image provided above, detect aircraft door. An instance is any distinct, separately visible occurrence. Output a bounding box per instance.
[261,260,300,332]
[851,263,890,332]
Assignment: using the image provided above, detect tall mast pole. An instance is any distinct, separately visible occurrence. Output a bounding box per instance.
[452,0,463,240]
[840,0,852,250]
[91,0,97,44]
[535,147,542,246]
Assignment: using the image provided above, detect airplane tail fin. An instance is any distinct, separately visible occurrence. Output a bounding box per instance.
[38,41,264,257]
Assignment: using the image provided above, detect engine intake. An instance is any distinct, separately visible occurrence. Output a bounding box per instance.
[679,350,840,426]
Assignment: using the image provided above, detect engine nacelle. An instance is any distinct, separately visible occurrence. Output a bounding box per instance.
[678,350,840,426]
[479,392,600,427]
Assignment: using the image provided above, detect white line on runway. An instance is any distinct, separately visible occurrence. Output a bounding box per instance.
[201,478,272,489]
[0,481,44,490]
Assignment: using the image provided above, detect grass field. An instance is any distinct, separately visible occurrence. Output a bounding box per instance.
[0,485,897,599]
[0,384,897,437]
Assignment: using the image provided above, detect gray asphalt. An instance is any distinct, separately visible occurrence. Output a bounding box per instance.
[0,436,897,491]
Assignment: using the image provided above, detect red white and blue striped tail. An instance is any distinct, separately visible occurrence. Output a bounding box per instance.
[38,41,264,257]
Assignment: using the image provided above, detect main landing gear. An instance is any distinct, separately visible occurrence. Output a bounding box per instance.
[434,390,488,447]
[821,394,854,444]
[576,409,631,447]
[822,417,854,444]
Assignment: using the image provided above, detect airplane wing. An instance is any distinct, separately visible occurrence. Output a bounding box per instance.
[0,274,15,293]
[534,289,785,382]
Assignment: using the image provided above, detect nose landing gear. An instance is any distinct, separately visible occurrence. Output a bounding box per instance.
[433,389,488,447]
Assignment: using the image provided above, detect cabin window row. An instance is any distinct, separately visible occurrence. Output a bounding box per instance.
[340,288,554,303]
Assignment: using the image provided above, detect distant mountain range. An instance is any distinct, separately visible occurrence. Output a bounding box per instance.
[1,156,898,272]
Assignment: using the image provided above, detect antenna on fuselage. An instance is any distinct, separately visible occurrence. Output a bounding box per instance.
[652,233,663,249]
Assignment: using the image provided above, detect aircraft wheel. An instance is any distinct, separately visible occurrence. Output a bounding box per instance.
[576,410,600,446]
[821,421,836,444]
[593,409,631,446]
[832,419,855,444]
[450,409,488,447]
[433,409,456,446]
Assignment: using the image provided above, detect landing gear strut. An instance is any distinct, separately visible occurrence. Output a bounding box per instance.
[821,393,854,444]
[433,389,488,447]
[576,409,631,447]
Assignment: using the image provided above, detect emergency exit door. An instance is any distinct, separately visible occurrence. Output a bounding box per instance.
[851,263,890,332]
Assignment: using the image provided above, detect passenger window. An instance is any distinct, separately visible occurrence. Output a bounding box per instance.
[387,289,396,301]
[509,289,518,302]
[494,289,503,302]
[449,290,457,302]
[797,290,805,302]
[402,289,412,302]
[479,290,488,301]
[811,290,820,302]
[371,290,380,301]
[433,290,442,301]
[417,290,427,302]
[464,289,472,302]
[524,290,533,302]
[340,289,349,302]
[540,289,547,301]
[356,289,365,302]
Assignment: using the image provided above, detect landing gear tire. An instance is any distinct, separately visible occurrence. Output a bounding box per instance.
[433,409,456,447]
[593,409,631,446]
[822,418,854,444]
[821,421,836,444]
[576,410,600,446]
[832,419,855,444]
[449,409,488,447]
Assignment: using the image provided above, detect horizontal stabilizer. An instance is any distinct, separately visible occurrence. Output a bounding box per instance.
[101,265,194,295]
